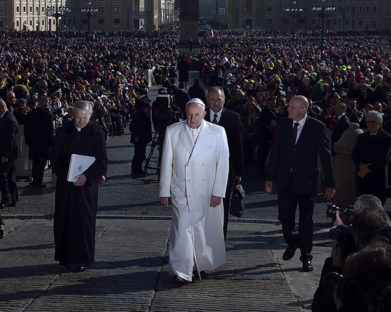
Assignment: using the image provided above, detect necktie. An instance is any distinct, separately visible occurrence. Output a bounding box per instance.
[212,113,218,124]
[292,122,299,145]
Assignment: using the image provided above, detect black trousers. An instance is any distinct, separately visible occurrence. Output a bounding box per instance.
[277,189,315,261]
[132,142,147,174]
[0,160,17,203]
[222,170,234,239]
[32,157,47,185]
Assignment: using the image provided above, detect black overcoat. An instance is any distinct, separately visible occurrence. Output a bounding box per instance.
[352,128,391,202]
[24,107,54,159]
[51,122,108,267]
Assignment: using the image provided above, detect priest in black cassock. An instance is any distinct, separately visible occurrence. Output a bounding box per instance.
[51,101,108,272]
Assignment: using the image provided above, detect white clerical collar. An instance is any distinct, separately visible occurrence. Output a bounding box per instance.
[186,123,202,143]
[75,125,82,132]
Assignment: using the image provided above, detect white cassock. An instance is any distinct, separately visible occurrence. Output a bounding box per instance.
[159,119,230,281]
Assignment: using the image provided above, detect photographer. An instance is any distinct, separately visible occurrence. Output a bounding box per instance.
[334,243,391,312]
[312,194,390,312]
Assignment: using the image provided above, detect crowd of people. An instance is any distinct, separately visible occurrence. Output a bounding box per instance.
[0,29,391,309]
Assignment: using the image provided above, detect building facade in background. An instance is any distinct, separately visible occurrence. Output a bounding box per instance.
[0,0,69,31]
[0,0,176,32]
[1,0,391,32]
[225,0,391,32]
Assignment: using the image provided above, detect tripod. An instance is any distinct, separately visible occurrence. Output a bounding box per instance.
[144,131,161,174]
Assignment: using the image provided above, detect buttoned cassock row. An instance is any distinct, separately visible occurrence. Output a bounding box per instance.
[159,119,230,281]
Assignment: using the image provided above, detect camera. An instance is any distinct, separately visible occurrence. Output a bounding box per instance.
[326,204,353,224]
[329,225,357,259]
[324,272,360,309]
[152,94,180,140]
[325,271,345,296]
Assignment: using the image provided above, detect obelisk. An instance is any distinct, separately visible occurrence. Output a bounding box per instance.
[179,0,199,48]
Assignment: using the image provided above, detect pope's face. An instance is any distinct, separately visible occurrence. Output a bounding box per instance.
[186,102,206,129]
[73,108,92,129]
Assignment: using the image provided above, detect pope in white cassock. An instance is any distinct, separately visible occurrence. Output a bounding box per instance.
[159,98,230,282]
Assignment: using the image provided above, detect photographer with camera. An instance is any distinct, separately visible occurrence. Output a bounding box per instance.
[333,243,391,312]
[312,194,391,312]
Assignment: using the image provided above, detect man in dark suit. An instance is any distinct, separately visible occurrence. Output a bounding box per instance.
[255,97,279,177]
[24,96,54,187]
[51,101,107,272]
[352,111,391,205]
[206,86,244,239]
[331,102,350,149]
[173,82,190,119]
[130,99,152,178]
[0,98,18,208]
[265,95,335,272]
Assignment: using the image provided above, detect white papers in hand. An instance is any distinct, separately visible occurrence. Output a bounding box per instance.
[67,154,96,182]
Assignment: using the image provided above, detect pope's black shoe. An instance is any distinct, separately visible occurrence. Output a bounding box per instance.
[282,245,297,261]
[172,275,191,285]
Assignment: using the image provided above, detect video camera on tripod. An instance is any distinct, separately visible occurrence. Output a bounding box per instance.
[144,89,180,175]
[152,89,180,135]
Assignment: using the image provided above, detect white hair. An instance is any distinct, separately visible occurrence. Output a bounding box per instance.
[366,110,383,124]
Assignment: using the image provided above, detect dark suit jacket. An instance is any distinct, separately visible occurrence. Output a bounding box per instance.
[265,116,335,196]
[205,108,244,177]
[0,110,18,160]
[129,109,152,145]
[331,114,350,147]
[352,128,391,195]
[174,88,190,118]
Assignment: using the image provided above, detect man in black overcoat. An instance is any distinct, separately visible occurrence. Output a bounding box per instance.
[255,97,279,177]
[331,102,350,149]
[352,110,391,205]
[173,82,190,119]
[206,86,244,239]
[51,101,107,272]
[0,99,18,208]
[130,100,152,178]
[24,96,54,187]
[265,95,335,272]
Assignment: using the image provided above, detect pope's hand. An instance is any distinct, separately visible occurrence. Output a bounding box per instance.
[210,196,222,207]
[160,197,170,208]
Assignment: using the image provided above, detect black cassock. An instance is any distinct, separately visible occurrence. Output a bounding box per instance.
[51,122,108,267]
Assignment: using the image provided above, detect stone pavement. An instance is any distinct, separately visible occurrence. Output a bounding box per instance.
[0,218,331,312]
[0,81,338,311]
